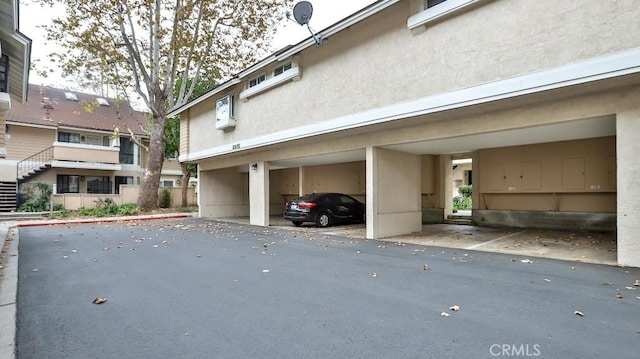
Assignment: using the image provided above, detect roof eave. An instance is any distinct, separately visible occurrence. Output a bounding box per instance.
[168,0,400,117]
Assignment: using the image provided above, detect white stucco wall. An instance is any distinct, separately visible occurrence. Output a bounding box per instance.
[186,0,640,154]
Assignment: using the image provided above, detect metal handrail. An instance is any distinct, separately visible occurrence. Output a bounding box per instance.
[16,146,54,180]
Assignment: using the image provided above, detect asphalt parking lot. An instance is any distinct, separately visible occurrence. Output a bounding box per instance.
[13,217,640,359]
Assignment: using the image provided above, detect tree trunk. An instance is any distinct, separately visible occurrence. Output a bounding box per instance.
[137,115,166,210]
[180,162,191,207]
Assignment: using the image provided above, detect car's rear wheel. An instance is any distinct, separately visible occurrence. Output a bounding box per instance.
[316,212,331,228]
[292,221,303,227]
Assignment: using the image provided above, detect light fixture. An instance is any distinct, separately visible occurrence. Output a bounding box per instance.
[251,163,258,171]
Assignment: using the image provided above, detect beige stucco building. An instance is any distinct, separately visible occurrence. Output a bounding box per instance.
[172,0,640,267]
[1,85,186,210]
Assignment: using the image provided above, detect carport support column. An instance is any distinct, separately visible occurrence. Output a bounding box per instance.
[249,161,269,227]
[439,155,453,218]
[298,166,306,196]
[617,110,640,267]
[366,147,422,239]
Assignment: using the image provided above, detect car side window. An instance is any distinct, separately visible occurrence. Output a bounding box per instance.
[321,195,334,204]
[340,195,355,204]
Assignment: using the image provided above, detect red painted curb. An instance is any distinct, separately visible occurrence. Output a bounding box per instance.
[16,213,190,227]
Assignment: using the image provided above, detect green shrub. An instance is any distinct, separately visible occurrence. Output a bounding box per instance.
[117,203,139,216]
[458,184,472,198]
[159,188,172,208]
[18,182,52,212]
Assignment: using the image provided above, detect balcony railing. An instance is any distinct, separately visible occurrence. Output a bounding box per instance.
[52,141,120,164]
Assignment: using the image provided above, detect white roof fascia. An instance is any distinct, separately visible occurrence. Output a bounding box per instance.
[167,78,241,118]
[275,0,401,61]
[168,0,400,118]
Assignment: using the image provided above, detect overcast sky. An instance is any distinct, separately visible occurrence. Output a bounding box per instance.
[20,0,377,90]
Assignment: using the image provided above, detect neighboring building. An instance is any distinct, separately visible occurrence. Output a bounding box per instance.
[171,0,640,266]
[1,84,184,210]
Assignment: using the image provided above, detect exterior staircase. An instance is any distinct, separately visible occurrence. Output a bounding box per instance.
[444,213,473,225]
[1,146,56,211]
[17,146,54,184]
[0,181,17,212]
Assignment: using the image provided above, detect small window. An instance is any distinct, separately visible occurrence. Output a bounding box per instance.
[216,95,234,121]
[96,97,110,106]
[58,132,81,144]
[82,135,102,146]
[273,62,292,77]
[0,55,9,93]
[248,73,266,88]
[64,92,79,101]
[160,179,175,187]
[426,0,447,7]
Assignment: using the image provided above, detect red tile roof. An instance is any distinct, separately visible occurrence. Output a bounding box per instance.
[7,84,150,136]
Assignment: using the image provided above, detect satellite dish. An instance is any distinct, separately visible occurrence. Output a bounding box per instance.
[292,1,313,26]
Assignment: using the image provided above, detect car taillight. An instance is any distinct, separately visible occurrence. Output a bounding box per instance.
[298,201,317,209]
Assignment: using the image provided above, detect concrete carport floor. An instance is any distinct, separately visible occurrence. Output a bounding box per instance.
[226,216,618,266]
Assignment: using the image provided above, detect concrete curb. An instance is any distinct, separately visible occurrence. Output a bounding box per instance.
[0,223,18,359]
[0,213,192,359]
[16,212,191,227]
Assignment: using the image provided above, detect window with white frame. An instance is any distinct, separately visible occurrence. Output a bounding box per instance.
[409,0,481,30]
[248,73,266,88]
[160,179,175,187]
[58,132,81,144]
[273,62,292,77]
[216,95,235,121]
[81,135,102,146]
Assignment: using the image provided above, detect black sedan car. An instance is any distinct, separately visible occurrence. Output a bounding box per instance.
[283,193,365,227]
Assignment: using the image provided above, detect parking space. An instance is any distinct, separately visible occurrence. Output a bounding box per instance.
[222,217,617,266]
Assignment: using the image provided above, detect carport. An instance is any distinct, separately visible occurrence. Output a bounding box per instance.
[195,79,640,267]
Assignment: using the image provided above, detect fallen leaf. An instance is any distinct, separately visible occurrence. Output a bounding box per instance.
[574,310,584,316]
[616,292,624,299]
[440,312,450,317]
[152,244,159,248]
[625,286,635,290]
[450,305,460,311]
[92,297,107,304]
[602,282,614,285]
[520,259,533,264]
[634,280,640,287]
[543,279,551,282]
[62,255,69,259]
[371,272,378,278]
[423,264,430,271]
[32,268,38,272]
[262,269,270,273]
[71,250,78,253]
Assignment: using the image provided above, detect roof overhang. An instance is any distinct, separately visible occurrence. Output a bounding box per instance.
[167,0,400,117]
[0,0,32,103]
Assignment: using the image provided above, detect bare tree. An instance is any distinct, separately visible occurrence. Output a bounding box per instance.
[33,0,293,209]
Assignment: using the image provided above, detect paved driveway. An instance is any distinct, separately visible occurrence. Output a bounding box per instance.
[16,218,640,358]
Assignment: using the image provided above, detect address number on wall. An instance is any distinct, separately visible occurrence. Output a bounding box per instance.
[232,143,241,150]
